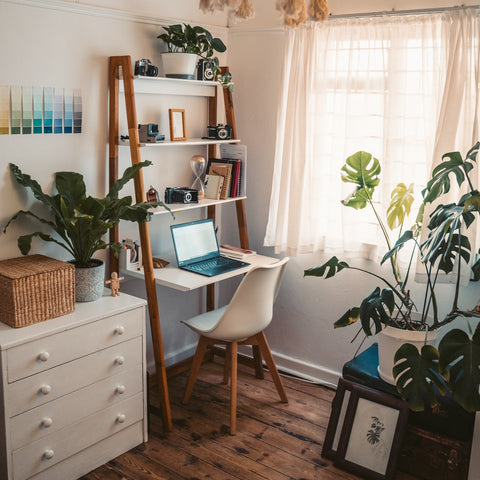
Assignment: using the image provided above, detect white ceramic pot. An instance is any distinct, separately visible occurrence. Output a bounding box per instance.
[72,259,105,302]
[377,322,438,385]
[160,53,198,80]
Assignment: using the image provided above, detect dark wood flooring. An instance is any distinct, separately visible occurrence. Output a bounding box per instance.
[81,358,417,480]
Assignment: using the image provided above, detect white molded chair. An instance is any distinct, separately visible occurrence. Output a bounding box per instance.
[181,257,289,434]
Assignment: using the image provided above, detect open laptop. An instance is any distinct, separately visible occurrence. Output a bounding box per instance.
[170,219,250,277]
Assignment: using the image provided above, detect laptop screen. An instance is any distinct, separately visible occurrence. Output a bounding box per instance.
[170,219,219,266]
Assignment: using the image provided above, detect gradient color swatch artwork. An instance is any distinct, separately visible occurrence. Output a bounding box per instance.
[0,85,82,135]
[0,86,9,135]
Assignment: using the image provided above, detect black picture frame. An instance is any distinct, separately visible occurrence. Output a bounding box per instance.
[334,384,409,480]
[322,378,355,459]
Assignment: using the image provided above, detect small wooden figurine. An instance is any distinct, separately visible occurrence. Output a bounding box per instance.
[105,272,124,297]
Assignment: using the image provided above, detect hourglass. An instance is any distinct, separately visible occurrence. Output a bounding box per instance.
[190,154,206,200]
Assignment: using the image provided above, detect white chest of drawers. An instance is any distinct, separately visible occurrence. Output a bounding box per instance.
[0,293,148,480]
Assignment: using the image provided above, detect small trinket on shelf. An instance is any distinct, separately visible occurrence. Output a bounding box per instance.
[105,272,124,297]
[146,185,160,203]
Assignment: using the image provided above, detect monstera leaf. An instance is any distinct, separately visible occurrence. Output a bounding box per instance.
[304,256,349,279]
[334,307,360,328]
[394,343,446,411]
[381,230,416,266]
[386,183,415,230]
[340,151,381,209]
[438,326,480,412]
[359,287,395,336]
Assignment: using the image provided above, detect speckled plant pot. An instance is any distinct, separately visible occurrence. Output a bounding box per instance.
[72,259,105,302]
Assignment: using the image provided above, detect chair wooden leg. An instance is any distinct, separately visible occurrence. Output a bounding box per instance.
[252,345,264,379]
[223,343,231,385]
[230,341,238,435]
[183,335,210,405]
[256,332,288,403]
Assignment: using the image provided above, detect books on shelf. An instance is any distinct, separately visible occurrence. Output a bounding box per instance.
[219,244,256,259]
[204,174,224,200]
[205,144,247,199]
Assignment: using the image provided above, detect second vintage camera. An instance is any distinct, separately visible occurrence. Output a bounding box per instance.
[164,187,199,204]
[134,59,158,77]
[197,59,216,81]
[207,123,232,140]
[138,123,165,143]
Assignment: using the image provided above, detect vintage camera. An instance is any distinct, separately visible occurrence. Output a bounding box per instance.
[138,123,165,143]
[197,59,215,81]
[134,59,158,77]
[207,124,232,140]
[164,187,199,204]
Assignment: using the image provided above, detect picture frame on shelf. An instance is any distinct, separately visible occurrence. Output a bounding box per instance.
[334,384,409,480]
[322,378,355,460]
[169,108,186,141]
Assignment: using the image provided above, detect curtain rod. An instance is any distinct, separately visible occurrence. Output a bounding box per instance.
[329,4,480,20]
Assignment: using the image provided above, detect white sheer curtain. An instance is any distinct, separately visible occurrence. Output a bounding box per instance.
[264,9,480,258]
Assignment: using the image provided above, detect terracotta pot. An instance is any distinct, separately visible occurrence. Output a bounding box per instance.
[377,320,438,385]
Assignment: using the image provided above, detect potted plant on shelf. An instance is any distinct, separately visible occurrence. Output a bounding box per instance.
[305,144,480,413]
[157,23,226,80]
[3,161,166,302]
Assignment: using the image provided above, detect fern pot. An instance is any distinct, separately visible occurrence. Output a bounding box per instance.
[71,259,105,302]
[160,53,198,79]
[377,322,438,385]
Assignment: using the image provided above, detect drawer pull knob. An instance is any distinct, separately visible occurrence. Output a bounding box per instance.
[116,413,126,424]
[40,385,52,395]
[114,355,125,366]
[38,352,50,362]
[116,385,126,395]
[43,449,54,460]
[115,326,125,335]
[41,417,53,428]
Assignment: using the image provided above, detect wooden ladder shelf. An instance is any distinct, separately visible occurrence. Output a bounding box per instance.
[107,55,249,432]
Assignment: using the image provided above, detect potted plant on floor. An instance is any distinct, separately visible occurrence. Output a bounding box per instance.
[3,161,166,302]
[157,23,226,80]
[305,143,480,412]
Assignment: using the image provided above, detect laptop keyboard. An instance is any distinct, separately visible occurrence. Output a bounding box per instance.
[190,256,233,272]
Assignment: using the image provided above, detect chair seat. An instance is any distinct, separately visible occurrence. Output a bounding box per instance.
[181,306,228,337]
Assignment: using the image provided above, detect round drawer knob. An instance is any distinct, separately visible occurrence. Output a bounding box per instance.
[43,449,54,460]
[41,417,53,428]
[40,385,52,395]
[114,326,125,335]
[38,352,50,362]
[114,355,125,366]
[116,385,126,395]
[116,413,126,424]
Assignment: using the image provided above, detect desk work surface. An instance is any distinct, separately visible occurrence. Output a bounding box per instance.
[121,254,280,292]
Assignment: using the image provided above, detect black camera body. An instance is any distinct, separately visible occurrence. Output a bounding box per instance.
[197,59,215,81]
[138,123,165,143]
[207,124,232,140]
[134,59,158,77]
[164,187,199,204]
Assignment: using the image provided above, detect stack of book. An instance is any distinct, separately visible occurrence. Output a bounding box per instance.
[219,244,256,260]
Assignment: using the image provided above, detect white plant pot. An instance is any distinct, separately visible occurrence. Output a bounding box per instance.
[160,53,198,80]
[377,323,438,385]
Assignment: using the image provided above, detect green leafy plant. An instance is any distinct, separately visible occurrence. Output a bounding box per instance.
[3,161,166,268]
[305,144,480,412]
[157,23,226,77]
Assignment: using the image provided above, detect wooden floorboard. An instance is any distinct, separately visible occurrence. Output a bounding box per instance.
[81,359,418,480]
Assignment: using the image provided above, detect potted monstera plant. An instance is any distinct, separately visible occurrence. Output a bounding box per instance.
[305,143,480,413]
[157,23,226,79]
[3,161,165,302]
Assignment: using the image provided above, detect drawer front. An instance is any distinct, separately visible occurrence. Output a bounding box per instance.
[10,364,143,450]
[7,306,144,382]
[12,393,144,480]
[7,337,142,417]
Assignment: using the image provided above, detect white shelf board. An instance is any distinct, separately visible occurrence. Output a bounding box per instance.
[121,255,280,292]
[120,76,218,97]
[151,196,247,216]
[119,138,241,148]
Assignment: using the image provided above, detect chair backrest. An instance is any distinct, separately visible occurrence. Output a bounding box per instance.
[207,257,289,341]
